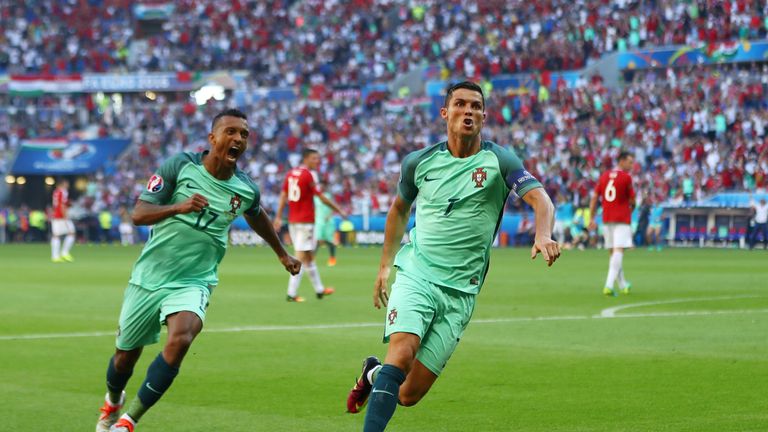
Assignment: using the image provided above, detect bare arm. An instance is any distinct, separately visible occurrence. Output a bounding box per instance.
[131,194,208,226]
[588,192,599,231]
[272,191,287,230]
[317,193,347,218]
[373,194,412,309]
[244,207,301,275]
[522,188,560,267]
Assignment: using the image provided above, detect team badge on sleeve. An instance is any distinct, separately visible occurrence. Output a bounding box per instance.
[147,175,164,193]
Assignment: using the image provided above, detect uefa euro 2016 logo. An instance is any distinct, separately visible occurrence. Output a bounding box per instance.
[471,167,487,188]
[147,175,164,193]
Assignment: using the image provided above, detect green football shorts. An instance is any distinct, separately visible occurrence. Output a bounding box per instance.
[315,222,335,243]
[115,283,211,350]
[384,270,476,376]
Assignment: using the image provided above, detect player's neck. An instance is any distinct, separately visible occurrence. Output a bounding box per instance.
[202,153,235,180]
[446,134,481,158]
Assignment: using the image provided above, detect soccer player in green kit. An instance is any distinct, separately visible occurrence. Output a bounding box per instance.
[314,183,338,267]
[345,82,561,431]
[96,109,301,432]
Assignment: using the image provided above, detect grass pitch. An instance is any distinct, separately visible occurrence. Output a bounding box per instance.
[0,243,766,431]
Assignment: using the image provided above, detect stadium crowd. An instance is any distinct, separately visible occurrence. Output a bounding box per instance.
[2,0,767,83]
[2,1,768,245]
[2,61,768,245]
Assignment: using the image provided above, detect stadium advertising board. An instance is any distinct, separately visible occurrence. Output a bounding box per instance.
[618,41,768,69]
[2,72,241,94]
[10,138,131,175]
[82,73,177,92]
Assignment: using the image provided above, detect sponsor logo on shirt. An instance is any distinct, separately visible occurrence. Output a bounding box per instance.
[147,175,164,193]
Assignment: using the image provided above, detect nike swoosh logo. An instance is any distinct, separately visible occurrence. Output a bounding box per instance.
[371,389,396,397]
[187,183,200,189]
[424,176,440,182]
[145,382,162,394]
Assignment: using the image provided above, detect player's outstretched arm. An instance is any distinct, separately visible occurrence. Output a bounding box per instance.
[522,188,561,267]
[273,191,287,231]
[131,194,208,226]
[317,193,347,218]
[245,207,301,275]
[374,195,412,309]
[588,192,599,231]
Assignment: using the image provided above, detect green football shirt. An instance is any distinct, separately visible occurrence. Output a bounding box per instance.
[314,196,332,225]
[129,151,261,290]
[394,140,542,294]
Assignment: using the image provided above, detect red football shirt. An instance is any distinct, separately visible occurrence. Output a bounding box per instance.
[594,169,635,224]
[282,167,320,223]
[52,187,69,219]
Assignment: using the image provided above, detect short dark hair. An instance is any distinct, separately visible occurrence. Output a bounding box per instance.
[618,151,633,162]
[444,81,485,110]
[211,108,247,131]
[302,148,319,160]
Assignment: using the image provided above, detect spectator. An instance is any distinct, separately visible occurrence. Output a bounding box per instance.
[514,213,535,246]
[749,197,768,250]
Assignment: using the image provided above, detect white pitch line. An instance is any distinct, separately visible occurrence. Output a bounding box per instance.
[598,295,765,318]
[1,307,767,342]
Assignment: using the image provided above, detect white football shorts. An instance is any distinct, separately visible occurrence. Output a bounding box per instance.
[52,219,75,236]
[603,223,633,249]
[288,223,316,252]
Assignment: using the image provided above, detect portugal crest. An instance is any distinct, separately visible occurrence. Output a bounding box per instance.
[229,194,242,214]
[388,308,398,326]
[471,167,487,188]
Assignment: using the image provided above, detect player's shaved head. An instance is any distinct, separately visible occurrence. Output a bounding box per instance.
[211,108,247,131]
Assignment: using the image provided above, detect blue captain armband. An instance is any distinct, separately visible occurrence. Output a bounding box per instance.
[507,169,540,195]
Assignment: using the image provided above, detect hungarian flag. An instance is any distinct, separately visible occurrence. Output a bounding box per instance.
[9,74,83,96]
[20,138,69,150]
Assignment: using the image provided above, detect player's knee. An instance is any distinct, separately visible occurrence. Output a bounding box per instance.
[167,331,196,350]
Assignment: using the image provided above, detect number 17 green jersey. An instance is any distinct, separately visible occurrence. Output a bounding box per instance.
[129,152,261,290]
[394,140,542,294]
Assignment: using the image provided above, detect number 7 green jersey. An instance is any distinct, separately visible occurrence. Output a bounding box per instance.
[394,140,542,294]
[129,152,261,290]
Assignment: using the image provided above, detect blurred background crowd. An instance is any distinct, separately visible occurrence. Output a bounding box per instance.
[1,0,767,247]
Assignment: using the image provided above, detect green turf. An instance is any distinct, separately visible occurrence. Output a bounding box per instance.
[0,244,766,431]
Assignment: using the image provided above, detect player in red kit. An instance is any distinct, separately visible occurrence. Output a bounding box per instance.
[274,148,346,302]
[51,178,76,263]
[589,151,636,296]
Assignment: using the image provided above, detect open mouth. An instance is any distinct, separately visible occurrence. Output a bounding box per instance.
[226,146,241,162]
[463,118,474,127]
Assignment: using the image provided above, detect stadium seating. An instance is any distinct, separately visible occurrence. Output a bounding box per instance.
[2,1,766,79]
[2,3,768,247]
